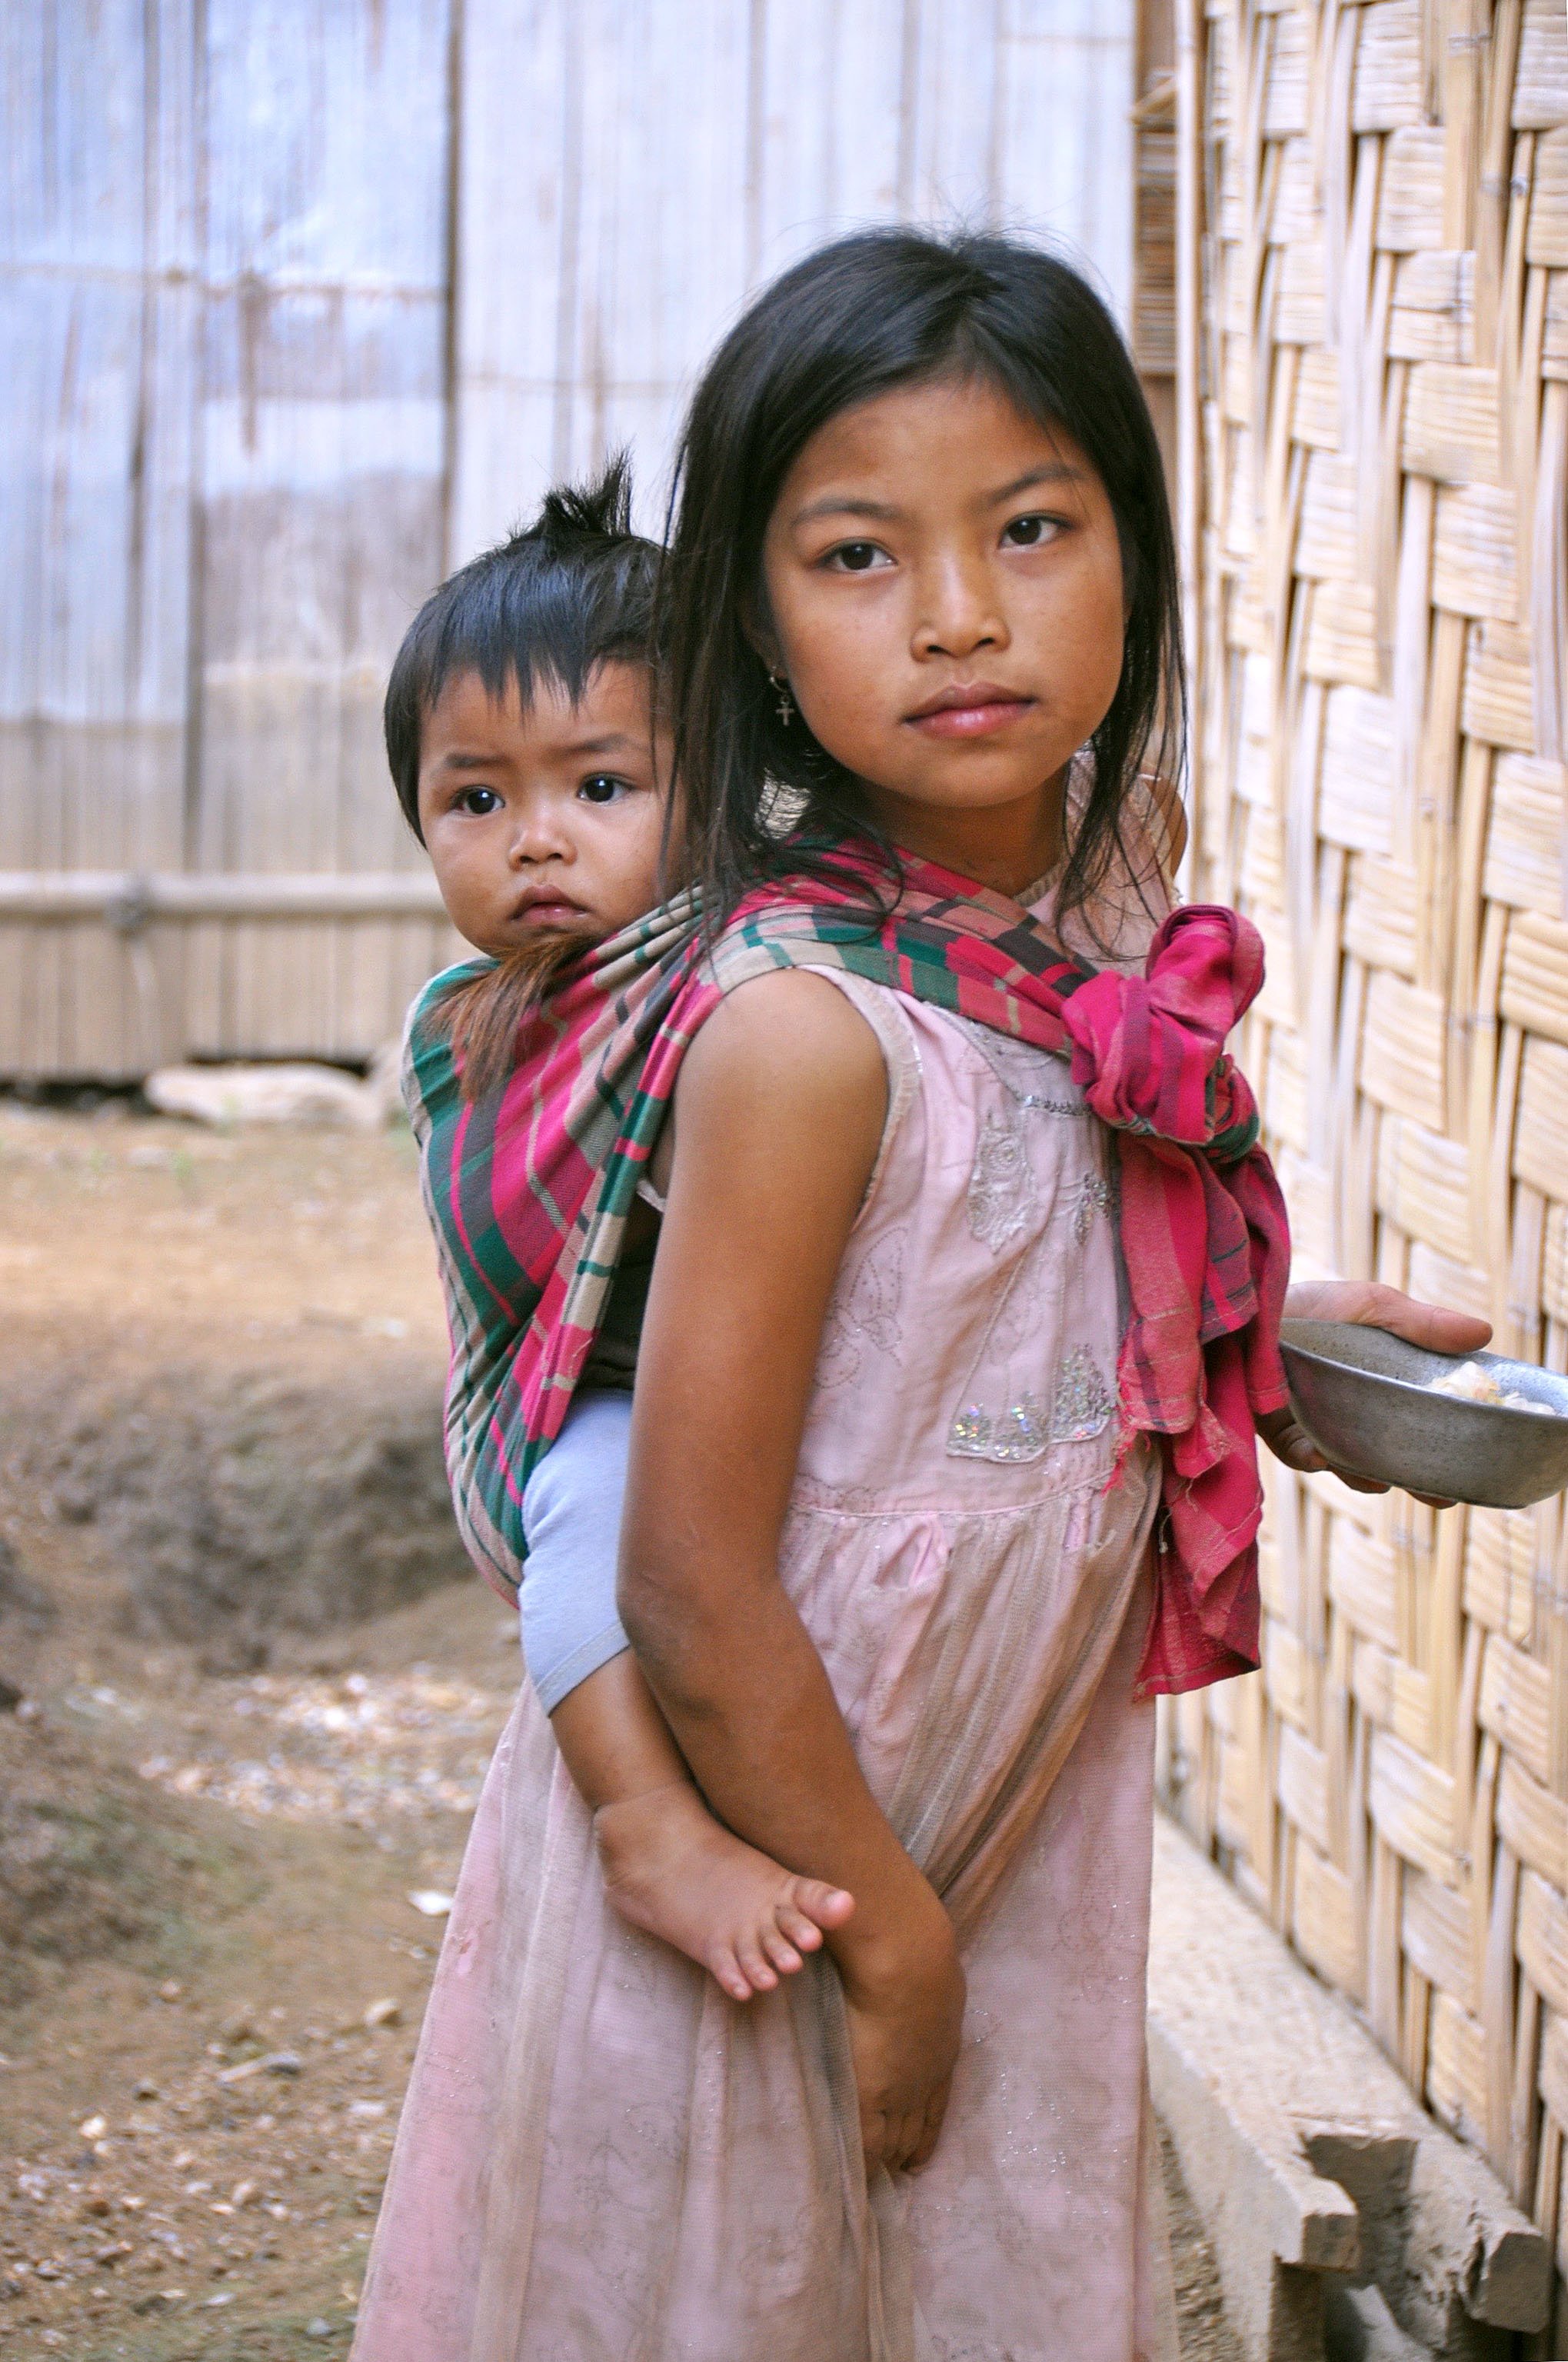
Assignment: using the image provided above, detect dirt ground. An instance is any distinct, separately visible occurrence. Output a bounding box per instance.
[0,1099,1241,2360]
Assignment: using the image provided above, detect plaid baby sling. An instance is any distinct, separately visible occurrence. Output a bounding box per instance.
[402,848,1292,1699]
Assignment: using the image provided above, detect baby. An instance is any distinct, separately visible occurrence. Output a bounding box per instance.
[384,462,854,2001]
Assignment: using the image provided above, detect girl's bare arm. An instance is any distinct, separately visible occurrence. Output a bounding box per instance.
[618,967,964,2170]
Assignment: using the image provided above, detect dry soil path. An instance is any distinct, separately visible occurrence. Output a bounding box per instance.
[0,1103,1240,2359]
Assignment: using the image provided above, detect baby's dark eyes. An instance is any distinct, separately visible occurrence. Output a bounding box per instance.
[454,785,503,815]
[578,773,633,805]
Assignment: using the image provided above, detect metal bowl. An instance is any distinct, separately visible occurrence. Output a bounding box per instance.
[1279,1320,1568,1509]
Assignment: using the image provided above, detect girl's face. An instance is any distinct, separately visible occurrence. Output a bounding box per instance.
[417,661,670,958]
[759,374,1127,891]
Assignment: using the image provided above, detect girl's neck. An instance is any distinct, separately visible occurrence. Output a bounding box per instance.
[858,764,1071,901]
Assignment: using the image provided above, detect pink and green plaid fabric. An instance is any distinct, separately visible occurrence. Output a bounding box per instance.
[403,851,1291,1698]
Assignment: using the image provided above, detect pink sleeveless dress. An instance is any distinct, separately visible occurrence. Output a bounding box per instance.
[354,815,1180,2362]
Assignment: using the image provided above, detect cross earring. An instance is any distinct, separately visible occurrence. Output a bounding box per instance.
[771,671,794,726]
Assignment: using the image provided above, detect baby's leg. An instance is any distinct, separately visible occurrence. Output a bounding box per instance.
[522,1392,852,2001]
[552,1652,853,2001]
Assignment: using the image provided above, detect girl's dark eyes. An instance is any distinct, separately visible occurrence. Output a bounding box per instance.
[819,520,1062,568]
[454,785,503,815]
[823,540,891,573]
[578,773,632,805]
[1001,512,1064,548]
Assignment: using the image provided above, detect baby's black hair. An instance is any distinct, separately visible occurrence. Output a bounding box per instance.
[662,227,1184,932]
[385,454,661,841]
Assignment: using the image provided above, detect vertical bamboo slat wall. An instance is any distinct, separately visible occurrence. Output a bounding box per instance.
[1159,0,1568,2290]
[4,0,1138,1078]
[185,2,458,1067]
[1,2,463,1075]
[447,0,1137,558]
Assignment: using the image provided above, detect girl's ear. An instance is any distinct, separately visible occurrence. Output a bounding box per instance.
[738,585,783,673]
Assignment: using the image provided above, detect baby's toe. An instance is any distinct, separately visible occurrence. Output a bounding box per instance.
[774,1901,826,1953]
[706,1945,756,2004]
[732,1934,779,1994]
[760,1923,804,1977]
[788,1877,855,1931]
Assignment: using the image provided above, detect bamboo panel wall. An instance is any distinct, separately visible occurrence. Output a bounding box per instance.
[1133,0,1180,471]
[184,2,458,1066]
[1157,0,1568,2296]
[448,0,1138,561]
[5,0,1138,1078]
[1,1,462,1074]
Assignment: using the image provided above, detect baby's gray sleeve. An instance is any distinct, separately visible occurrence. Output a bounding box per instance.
[519,1390,634,1714]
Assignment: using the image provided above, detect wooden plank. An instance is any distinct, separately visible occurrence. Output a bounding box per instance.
[751,0,904,285]
[904,0,1006,229]
[447,0,574,559]
[554,0,752,507]
[450,0,1141,568]
[0,0,200,1073]
[0,873,447,918]
[191,0,451,1058]
[8,0,1142,1080]
[998,1,1135,317]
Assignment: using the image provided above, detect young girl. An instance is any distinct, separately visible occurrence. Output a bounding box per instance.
[356,232,1486,2362]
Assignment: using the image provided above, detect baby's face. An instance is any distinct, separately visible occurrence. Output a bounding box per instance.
[417,661,670,958]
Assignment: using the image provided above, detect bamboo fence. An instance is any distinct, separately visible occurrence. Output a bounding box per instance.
[5,0,1137,1080]
[1155,0,1568,2306]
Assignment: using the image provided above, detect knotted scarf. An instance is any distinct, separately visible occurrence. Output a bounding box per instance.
[403,848,1291,1698]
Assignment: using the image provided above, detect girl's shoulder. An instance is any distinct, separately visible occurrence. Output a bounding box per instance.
[669,963,891,1261]
[691,961,891,1101]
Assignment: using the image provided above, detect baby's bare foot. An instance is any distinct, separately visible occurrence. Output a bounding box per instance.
[594,1780,854,2003]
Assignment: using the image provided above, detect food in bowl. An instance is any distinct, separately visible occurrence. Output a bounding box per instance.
[1427,1360,1554,1414]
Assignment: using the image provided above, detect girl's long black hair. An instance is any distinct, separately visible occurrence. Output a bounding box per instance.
[662,227,1184,936]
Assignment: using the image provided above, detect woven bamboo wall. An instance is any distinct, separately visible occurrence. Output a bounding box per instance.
[1156,0,1568,2291]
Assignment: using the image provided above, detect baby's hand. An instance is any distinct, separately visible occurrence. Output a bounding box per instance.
[593,1780,854,2003]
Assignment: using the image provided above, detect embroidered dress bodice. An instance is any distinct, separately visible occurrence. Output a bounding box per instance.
[796,972,1127,1507]
[794,841,1167,1519]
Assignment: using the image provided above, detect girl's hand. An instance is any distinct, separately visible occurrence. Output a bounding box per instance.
[1265,1279,1493,1504]
[1257,1398,1394,1494]
[1282,1278,1492,1358]
[837,1882,965,2174]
